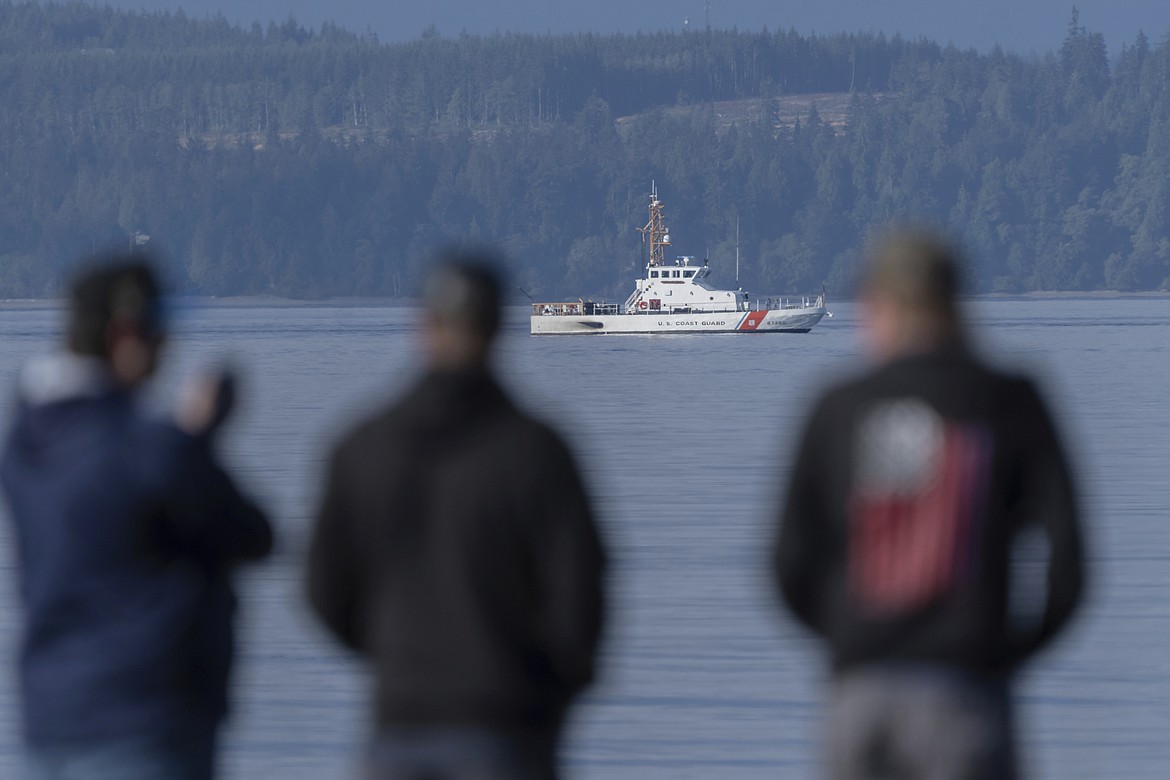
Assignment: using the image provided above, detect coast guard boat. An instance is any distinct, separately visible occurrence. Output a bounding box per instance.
[531,187,828,335]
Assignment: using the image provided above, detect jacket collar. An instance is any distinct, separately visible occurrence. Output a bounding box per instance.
[397,365,509,432]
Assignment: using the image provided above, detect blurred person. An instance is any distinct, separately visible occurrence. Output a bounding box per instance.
[307,252,606,780]
[0,256,273,780]
[773,232,1086,780]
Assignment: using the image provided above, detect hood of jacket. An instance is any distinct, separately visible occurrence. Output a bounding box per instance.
[17,352,115,408]
[4,353,128,469]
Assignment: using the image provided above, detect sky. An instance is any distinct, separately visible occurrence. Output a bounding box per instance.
[103,1,1167,55]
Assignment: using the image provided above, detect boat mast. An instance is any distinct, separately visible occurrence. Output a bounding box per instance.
[735,217,740,284]
[637,181,671,268]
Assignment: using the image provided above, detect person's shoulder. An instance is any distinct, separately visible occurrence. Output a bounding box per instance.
[525,413,573,453]
[961,355,1045,405]
[495,399,577,461]
[120,412,208,486]
[989,362,1040,393]
[331,403,407,461]
[808,369,874,416]
[126,407,188,449]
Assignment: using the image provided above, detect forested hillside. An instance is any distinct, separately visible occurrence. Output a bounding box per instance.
[1,3,1168,297]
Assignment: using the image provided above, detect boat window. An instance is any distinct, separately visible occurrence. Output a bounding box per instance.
[684,270,696,278]
[672,270,681,278]
[650,270,659,278]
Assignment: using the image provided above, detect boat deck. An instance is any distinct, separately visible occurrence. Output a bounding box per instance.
[531,296,821,318]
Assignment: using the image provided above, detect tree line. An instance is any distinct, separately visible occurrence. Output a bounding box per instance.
[0,3,1168,298]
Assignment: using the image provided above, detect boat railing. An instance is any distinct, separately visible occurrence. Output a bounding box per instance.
[533,302,583,316]
[532,302,622,317]
[533,295,824,316]
[753,295,825,311]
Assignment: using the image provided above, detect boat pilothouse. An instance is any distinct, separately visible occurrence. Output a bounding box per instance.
[625,187,749,314]
[531,186,829,335]
[626,256,747,315]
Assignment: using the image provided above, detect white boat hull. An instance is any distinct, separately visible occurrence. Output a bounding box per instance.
[531,306,826,335]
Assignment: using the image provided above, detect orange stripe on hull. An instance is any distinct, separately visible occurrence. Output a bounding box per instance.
[737,310,770,331]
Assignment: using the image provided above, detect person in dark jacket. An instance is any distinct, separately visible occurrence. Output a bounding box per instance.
[307,253,606,780]
[774,233,1086,780]
[1,258,272,780]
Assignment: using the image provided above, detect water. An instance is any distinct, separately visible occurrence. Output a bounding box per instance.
[0,296,1167,778]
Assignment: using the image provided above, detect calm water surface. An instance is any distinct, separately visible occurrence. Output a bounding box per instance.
[0,297,1167,778]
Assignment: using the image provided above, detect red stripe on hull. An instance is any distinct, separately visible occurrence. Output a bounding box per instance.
[737,310,770,331]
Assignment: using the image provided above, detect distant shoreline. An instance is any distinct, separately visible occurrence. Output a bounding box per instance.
[977,290,1170,300]
[1,291,1167,310]
[0,295,423,309]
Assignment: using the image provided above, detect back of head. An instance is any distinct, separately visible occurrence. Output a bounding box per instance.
[864,232,961,320]
[68,255,164,361]
[861,231,964,358]
[423,250,504,368]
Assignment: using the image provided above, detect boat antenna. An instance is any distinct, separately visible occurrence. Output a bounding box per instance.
[735,217,740,285]
[517,287,536,303]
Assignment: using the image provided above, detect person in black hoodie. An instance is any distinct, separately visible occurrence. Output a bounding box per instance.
[0,257,272,779]
[307,253,606,780]
[774,233,1085,780]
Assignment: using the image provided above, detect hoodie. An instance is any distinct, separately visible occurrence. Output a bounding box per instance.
[775,346,1085,677]
[0,353,272,746]
[307,367,606,731]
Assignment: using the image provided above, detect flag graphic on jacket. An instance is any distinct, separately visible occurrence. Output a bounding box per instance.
[848,399,993,617]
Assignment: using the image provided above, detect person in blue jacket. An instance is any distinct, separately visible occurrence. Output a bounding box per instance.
[1,257,272,780]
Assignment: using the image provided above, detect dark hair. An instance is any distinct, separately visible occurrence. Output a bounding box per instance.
[423,250,504,342]
[68,255,164,359]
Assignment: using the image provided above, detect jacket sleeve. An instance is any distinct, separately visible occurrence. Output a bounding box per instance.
[774,399,833,636]
[530,433,607,696]
[306,446,368,652]
[159,431,273,568]
[1007,381,1086,661]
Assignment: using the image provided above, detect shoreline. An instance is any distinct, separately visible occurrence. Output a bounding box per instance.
[1,290,1167,310]
[0,295,423,309]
